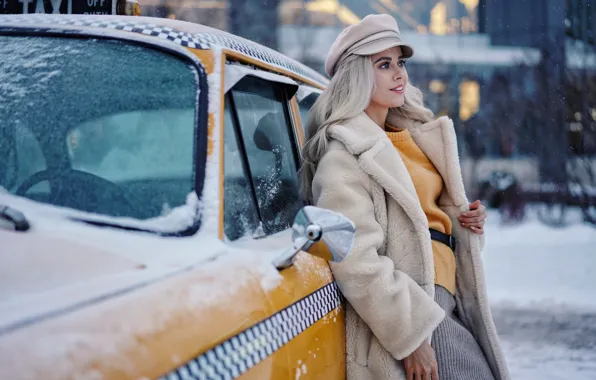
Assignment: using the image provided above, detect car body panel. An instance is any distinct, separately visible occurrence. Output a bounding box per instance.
[0,241,280,379]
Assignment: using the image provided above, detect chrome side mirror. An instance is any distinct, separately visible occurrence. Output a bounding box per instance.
[273,206,355,269]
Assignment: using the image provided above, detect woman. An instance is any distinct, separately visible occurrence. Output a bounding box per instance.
[300,14,510,380]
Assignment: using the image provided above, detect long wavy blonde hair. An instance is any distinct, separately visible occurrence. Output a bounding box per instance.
[299,53,434,201]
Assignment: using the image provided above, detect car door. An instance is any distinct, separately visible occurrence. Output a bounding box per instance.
[223,72,345,379]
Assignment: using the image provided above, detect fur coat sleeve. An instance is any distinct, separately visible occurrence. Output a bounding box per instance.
[312,145,445,360]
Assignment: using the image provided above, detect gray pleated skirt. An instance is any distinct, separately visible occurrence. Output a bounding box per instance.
[431,285,496,380]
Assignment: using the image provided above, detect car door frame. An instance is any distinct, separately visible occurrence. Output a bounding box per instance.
[218,54,345,379]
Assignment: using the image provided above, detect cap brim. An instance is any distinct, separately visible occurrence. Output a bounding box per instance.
[353,41,414,58]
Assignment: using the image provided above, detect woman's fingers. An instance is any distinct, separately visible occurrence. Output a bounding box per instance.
[404,358,415,380]
[461,205,486,218]
[460,215,485,224]
[469,199,481,210]
[432,363,440,380]
[405,363,430,380]
[468,220,485,228]
[460,201,487,228]
[470,226,484,235]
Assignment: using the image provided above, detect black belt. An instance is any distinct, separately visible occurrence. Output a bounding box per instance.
[429,228,456,252]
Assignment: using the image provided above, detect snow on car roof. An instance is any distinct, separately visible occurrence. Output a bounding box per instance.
[0,14,329,86]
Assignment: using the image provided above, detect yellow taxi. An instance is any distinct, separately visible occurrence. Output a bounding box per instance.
[0,13,353,380]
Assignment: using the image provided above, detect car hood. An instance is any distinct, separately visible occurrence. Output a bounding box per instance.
[0,192,225,333]
[0,229,145,304]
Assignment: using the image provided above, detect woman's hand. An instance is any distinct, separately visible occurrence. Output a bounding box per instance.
[403,339,439,380]
[458,199,487,235]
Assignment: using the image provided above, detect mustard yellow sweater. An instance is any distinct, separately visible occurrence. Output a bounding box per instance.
[385,125,456,295]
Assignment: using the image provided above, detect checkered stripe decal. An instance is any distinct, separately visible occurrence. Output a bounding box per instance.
[159,281,342,380]
[0,15,203,48]
[0,15,328,85]
[192,32,328,84]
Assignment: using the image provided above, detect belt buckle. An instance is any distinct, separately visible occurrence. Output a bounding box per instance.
[449,236,456,251]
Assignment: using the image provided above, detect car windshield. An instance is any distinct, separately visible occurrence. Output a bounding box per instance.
[0,36,201,223]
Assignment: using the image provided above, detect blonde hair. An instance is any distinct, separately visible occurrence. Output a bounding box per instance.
[299,53,434,201]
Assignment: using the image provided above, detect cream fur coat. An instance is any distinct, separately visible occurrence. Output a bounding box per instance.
[312,112,510,380]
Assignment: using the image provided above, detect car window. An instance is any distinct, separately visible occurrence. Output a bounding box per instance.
[223,99,260,241]
[298,92,319,132]
[68,110,195,180]
[0,36,201,221]
[226,76,303,237]
[66,108,195,218]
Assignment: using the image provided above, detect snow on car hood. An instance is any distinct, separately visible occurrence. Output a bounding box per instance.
[0,191,284,331]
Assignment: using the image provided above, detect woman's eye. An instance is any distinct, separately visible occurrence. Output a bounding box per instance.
[380,62,390,69]
[398,60,407,68]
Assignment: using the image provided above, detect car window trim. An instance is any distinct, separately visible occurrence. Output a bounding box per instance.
[279,86,302,173]
[224,63,299,95]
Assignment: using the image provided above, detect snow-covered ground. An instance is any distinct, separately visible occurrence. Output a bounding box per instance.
[483,207,596,379]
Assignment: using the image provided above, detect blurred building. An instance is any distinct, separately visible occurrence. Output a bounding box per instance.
[280,0,479,34]
[141,0,280,49]
[141,0,230,30]
[479,0,596,183]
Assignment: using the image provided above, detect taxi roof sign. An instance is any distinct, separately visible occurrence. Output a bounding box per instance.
[0,0,140,16]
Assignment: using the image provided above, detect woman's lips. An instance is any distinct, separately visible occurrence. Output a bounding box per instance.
[390,84,405,94]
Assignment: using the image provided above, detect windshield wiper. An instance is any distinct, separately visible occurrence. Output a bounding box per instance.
[70,217,161,235]
[0,205,30,232]
[70,217,200,237]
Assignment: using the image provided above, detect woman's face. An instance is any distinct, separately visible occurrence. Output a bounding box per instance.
[369,46,408,109]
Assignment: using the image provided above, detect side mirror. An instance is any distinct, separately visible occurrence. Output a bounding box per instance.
[272,206,355,269]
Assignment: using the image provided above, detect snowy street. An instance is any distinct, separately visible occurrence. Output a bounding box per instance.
[483,208,596,379]
[492,306,596,379]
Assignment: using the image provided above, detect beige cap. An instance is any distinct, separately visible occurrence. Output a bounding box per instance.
[324,14,414,77]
